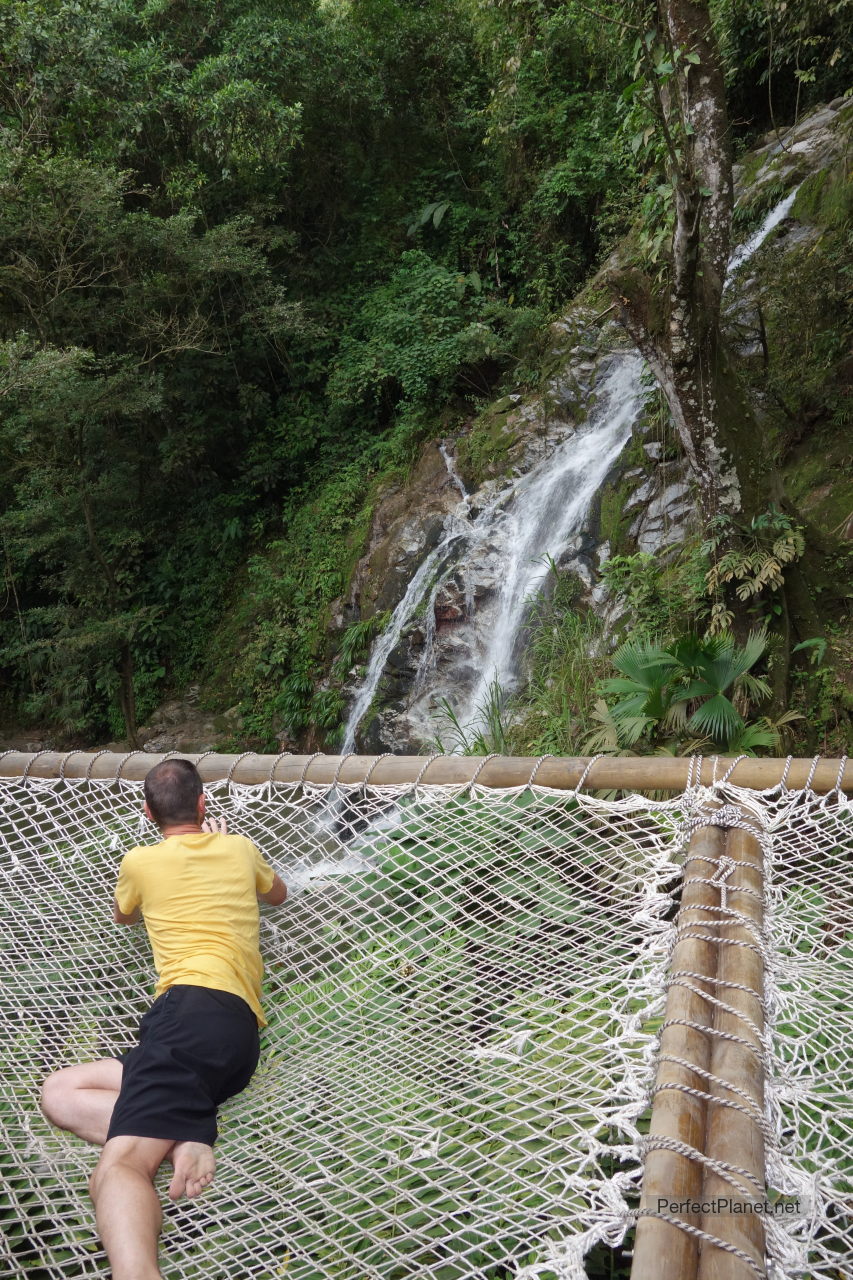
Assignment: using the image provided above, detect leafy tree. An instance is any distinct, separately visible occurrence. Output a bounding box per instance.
[714,0,853,130]
[0,147,306,739]
[0,344,162,741]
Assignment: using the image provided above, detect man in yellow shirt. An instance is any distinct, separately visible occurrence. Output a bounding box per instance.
[40,758,287,1280]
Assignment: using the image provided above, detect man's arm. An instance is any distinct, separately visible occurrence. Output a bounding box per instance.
[258,874,287,907]
[114,899,142,925]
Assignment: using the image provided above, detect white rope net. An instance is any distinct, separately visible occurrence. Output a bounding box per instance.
[757,783,853,1279]
[0,768,850,1280]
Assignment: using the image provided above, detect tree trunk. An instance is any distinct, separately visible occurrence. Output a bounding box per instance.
[606,0,753,524]
[118,644,139,748]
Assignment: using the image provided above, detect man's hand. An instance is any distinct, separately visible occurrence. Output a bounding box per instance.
[201,816,228,835]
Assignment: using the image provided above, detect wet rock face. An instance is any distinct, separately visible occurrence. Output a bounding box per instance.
[733,100,849,213]
[630,479,694,554]
[433,581,467,629]
[339,334,699,751]
[346,444,463,624]
[342,341,654,750]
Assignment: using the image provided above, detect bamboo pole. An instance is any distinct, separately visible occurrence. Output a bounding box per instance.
[632,823,723,1280]
[696,822,766,1280]
[0,751,850,793]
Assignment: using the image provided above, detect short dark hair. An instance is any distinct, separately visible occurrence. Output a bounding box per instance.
[144,759,203,828]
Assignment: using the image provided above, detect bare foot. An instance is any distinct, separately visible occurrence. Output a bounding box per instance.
[168,1141,215,1200]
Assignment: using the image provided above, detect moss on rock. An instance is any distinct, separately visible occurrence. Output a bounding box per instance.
[598,478,635,556]
[456,403,520,487]
[793,161,853,229]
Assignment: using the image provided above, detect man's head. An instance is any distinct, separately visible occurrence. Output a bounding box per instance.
[143,759,204,830]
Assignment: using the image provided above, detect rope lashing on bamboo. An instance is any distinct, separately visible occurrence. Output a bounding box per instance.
[638,1135,764,1195]
[634,1211,766,1277]
[0,756,851,1280]
[265,752,293,784]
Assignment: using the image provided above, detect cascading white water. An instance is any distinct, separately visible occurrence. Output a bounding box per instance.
[341,185,804,751]
[727,185,800,277]
[340,523,470,753]
[458,355,644,725]
[439,442,469,500]
[342,354,644,749]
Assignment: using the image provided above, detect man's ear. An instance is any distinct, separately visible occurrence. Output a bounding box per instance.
[197,792,206,822]
[143,801,154,822]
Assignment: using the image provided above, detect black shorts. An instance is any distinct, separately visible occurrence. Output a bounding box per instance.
[106,985,260,1147]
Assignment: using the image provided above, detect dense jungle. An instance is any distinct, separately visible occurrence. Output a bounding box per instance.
[0,0,851,759]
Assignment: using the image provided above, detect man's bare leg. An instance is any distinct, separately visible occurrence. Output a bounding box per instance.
[41,1060,214,1202]
[168,1142,216,1200]
[89,1135,174,1280]
[41,1060,123,1145]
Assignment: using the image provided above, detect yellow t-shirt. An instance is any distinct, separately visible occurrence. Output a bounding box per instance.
[115,833,276,1027]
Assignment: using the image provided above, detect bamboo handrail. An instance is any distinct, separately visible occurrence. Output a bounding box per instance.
[633,810,769,1280]
[0,751,850,792]
[632,823,724,1278]
[696,822,767,1280]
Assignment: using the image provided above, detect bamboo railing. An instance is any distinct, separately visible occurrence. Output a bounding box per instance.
[633,813,767,1280]
[0,749,850,793]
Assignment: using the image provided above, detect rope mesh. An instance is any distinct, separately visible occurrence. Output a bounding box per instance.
[0,772,850,1279]
[757,787,853,1279]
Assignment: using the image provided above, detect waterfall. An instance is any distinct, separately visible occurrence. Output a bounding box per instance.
[439,442,469,500]
[727,185,800,277]
[458,355,644,726]
[341,353,644,750]
[340,523,469,753]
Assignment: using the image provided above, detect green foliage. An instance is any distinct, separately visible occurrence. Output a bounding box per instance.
[456,400,520,487]
[241,465,374,746]
[334,612,391,678]
[702,508,805,631]
[458,0,638,305]
[594,629,778,753]
[430,677,512,755]
[597,481,634,557]
[754,226,853,458]
[600,548,707,636]
[713,0,853,128]
[788,625,853,755]
[328,251,508,410]
[792,636,828,667]
[507,591,612,756]
[794,164,853,231]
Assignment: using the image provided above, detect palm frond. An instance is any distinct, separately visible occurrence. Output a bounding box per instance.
[687,694,745,747]
[727,720,779,754]
[607,692,651,723]
[581,699,623,754]
[734,670,772,704]
[611,638,678,689]
[662,698,690,733]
